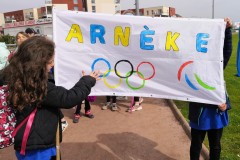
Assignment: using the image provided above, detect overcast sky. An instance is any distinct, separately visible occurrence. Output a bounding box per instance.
[0,0,45,13]
[0,0,239,22]
[120,0,240,22]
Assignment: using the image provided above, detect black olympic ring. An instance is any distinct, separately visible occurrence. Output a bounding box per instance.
[114,60,134,78]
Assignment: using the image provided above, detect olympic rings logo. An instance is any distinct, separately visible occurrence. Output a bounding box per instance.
[177,61,216,90]
[91,58,156,90]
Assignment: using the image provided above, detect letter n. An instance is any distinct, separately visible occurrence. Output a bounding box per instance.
[114,26,130,47]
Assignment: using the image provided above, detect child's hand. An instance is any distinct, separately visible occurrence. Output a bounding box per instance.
[218,103,227,112]
[224,17,232,28]
[82,70,101,81]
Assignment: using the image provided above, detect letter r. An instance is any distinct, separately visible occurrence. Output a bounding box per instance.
[90,24,106,44]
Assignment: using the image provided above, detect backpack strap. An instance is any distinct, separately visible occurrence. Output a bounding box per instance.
[12,107,37,155]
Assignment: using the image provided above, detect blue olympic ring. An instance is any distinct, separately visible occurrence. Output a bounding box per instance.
[91,58,111,77]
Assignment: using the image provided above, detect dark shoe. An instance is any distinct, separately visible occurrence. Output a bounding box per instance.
[85,110,94,119]
[73,114,80,123]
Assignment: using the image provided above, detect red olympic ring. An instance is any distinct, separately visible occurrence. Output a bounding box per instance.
[136,62,155,80]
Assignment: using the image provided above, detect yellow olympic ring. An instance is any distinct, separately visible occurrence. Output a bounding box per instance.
[103,70,123,89]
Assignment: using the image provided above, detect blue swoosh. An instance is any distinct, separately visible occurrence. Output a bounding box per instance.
[185,74,199,90]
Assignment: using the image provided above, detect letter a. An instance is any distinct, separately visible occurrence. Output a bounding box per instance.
[66,24,83,43]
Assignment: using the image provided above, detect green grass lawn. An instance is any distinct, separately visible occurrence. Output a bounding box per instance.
[174,33,240,160]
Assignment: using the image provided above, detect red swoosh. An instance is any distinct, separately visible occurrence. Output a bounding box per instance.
[177,61,193,81]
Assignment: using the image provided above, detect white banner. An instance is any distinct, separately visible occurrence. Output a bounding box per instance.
[53,9,226,105]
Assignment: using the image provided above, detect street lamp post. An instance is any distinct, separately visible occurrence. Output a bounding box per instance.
[135,0,140,16]
[212,0,215,19]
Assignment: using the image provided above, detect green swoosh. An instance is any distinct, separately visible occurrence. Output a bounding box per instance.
[194,74,216,90]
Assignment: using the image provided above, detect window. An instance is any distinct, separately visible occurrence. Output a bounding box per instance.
[46,6,52,14]
[5,16,10,22]
[74,6,79,11]
[92,6,96,12]
[91,0,95,4]
[82,0,87,12]
[73,0,78,4]
[146,11,149,15]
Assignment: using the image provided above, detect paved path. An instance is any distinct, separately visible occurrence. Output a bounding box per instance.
[0,97,205,160]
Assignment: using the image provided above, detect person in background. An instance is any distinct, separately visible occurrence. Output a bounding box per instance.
[8,32,29,61]
[102,96,118,111]
[73,99,94,123]
[0,36,100,159]
[25,28,37,37]
[188,17,233,160]
[0,42,10,70]
[16,32,29,46]
[126,97,143,112]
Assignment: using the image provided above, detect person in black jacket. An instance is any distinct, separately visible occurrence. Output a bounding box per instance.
[0,36,100,160]
[188,18,233,160]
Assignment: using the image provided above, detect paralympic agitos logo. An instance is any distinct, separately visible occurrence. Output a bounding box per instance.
[177,61,216,90]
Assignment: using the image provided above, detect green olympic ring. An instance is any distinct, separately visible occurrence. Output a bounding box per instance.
[126,71,146,90]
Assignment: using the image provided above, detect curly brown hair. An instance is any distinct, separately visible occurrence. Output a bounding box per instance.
[1,36,55,111]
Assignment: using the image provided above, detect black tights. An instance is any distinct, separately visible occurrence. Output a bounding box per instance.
[190,128,223,160]
[106,96,116,103]
[75,99,90,114]
[134,97,139,102]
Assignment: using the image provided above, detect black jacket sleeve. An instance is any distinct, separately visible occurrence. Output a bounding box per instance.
[223,28,232,69]
[41,75,96,108]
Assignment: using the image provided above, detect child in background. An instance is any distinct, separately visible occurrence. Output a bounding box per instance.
[73,99,94,123]
[8,32,29,61]
[16,32,29,46]
[102,96,118,111]
[126,97,143,112]
[25,28,37,37]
